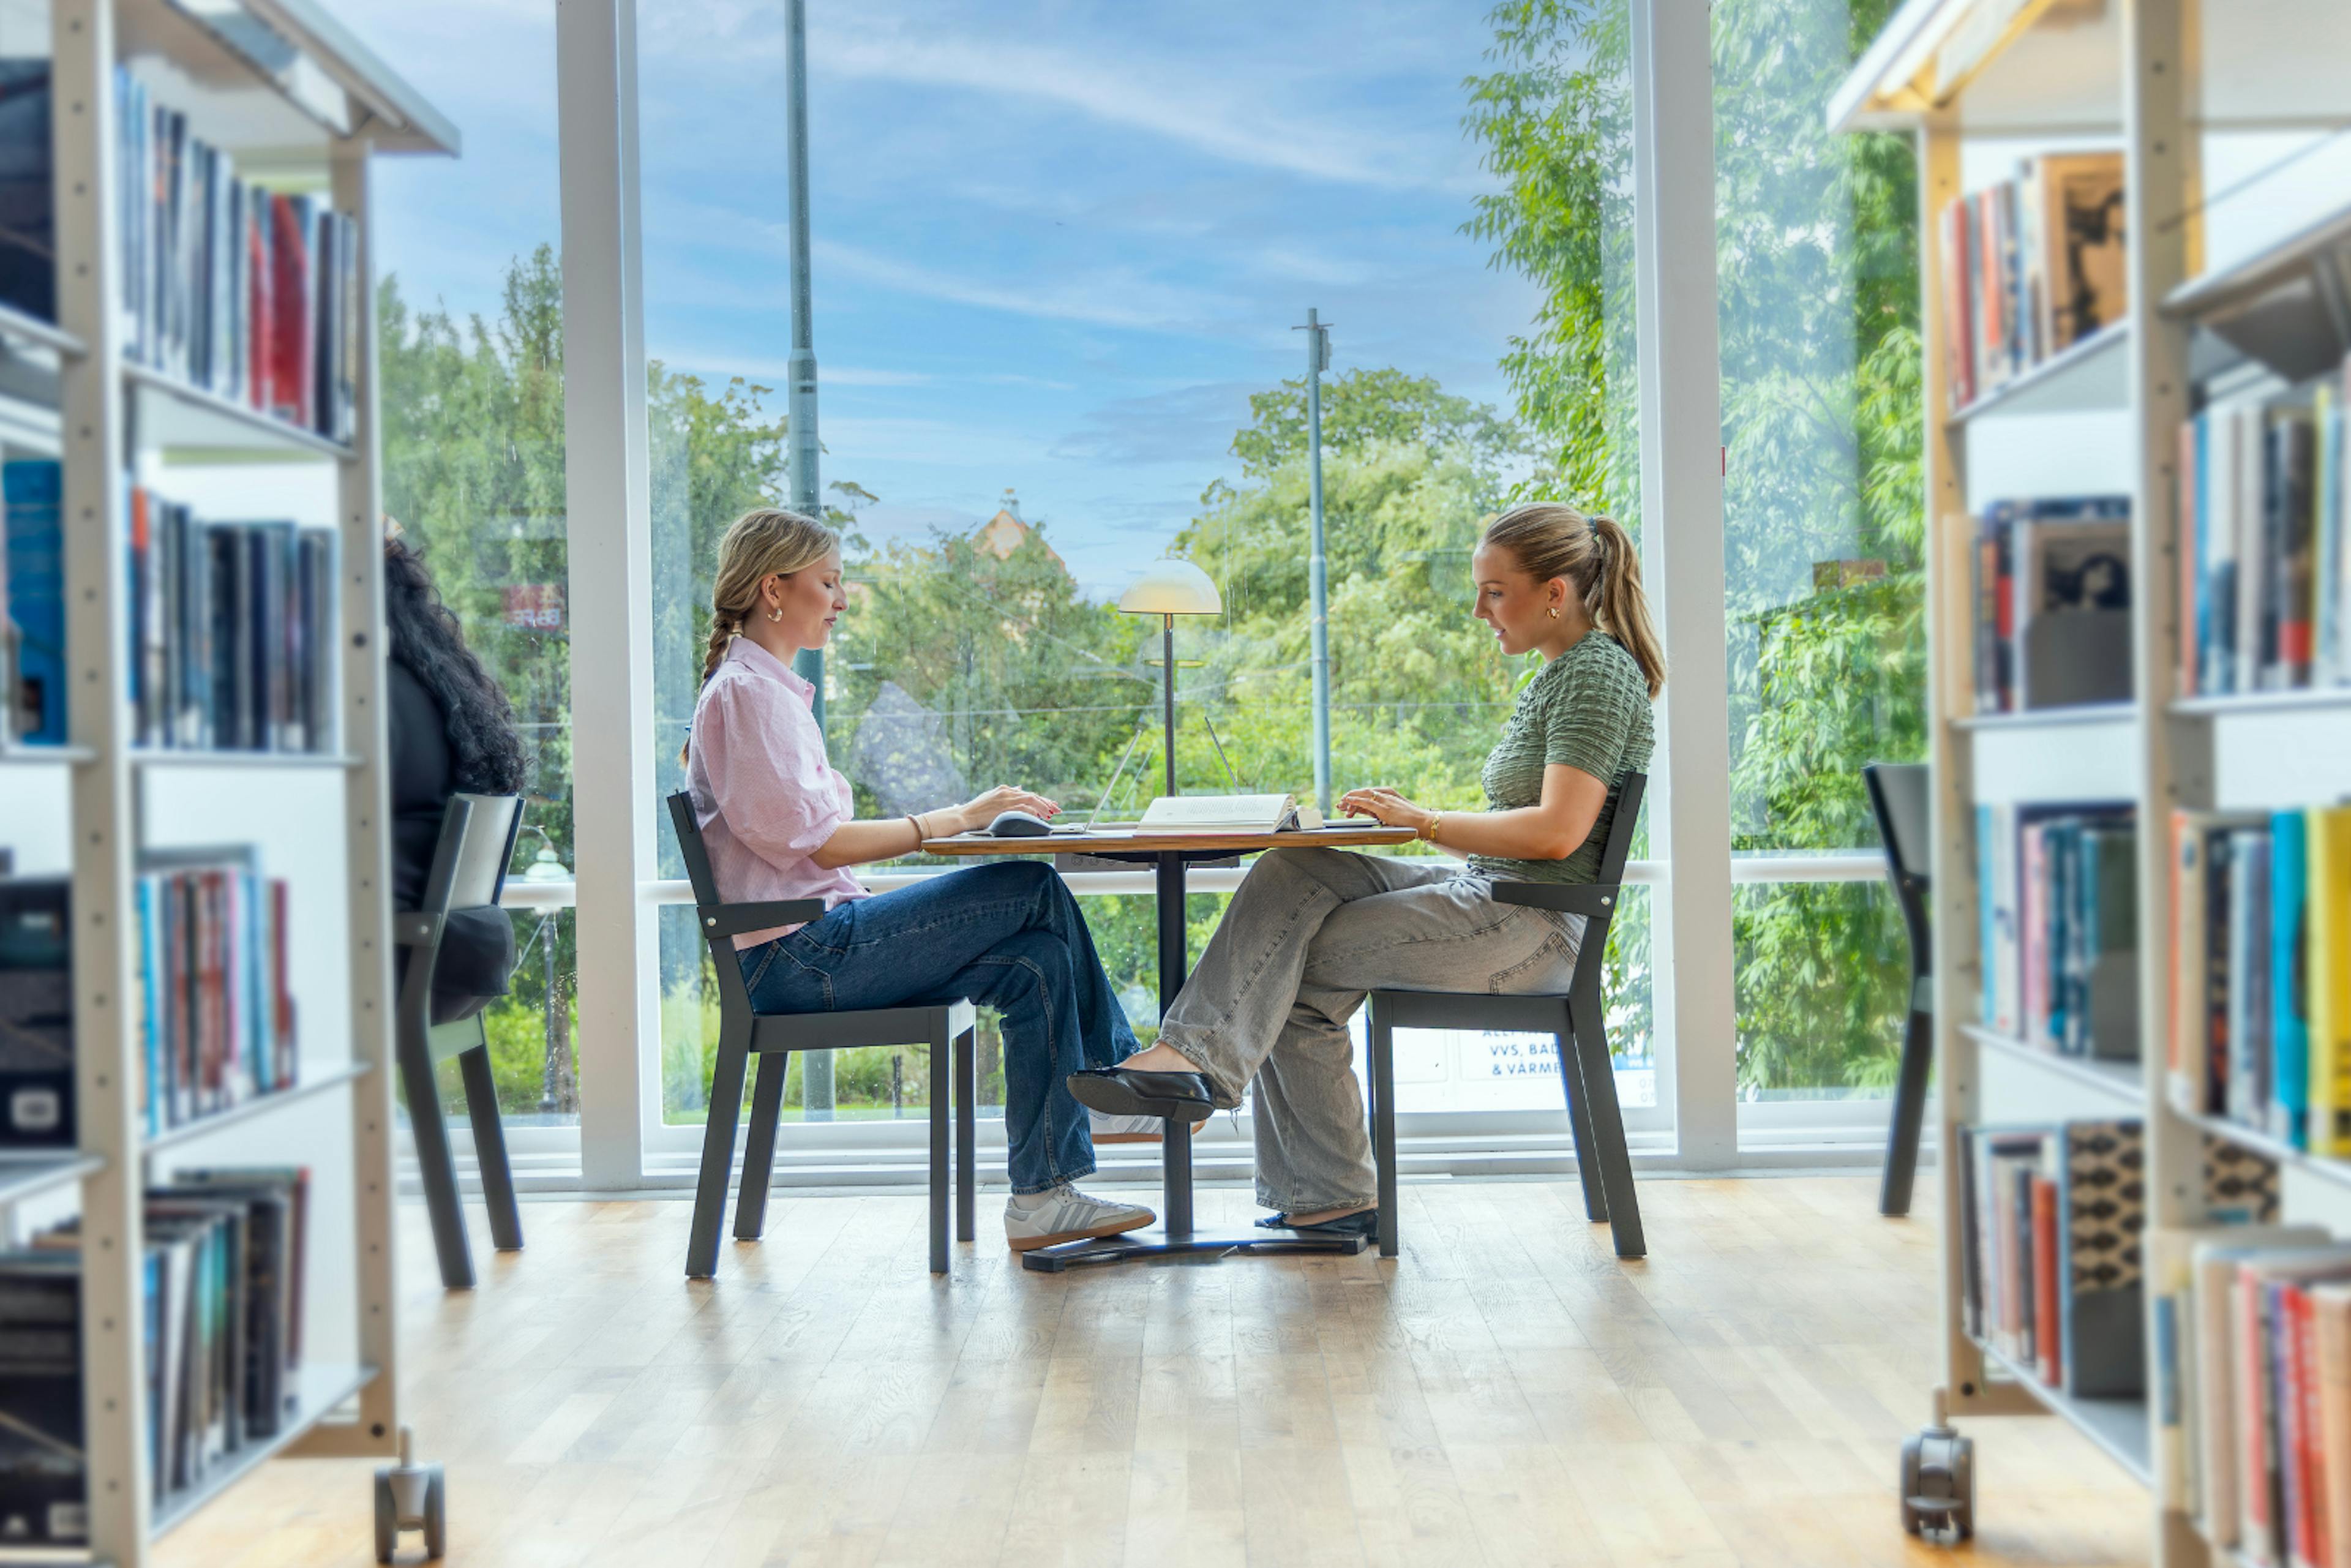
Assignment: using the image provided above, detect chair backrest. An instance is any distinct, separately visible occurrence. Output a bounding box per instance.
[419,793,523,917]
[1864,763,1929,887]
[1864,762,1932,977]
[667,790,760,1021]
[667,792,722,907]
[1566,770,1647,999]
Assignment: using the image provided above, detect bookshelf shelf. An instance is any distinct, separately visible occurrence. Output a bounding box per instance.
[1949,700,2138,732]
[148,1362,378,1539]
[124,364,355,462]
[1945,320,2129,426]
[1973,1339,2153,1487]
[0,304,85,359]
[0,1154,104,1208]
[2162,198,2351,323]
[0,742,96,766]
[128,750,361,771]
[2170,686,2351,719]
[2173,1105,2351,1195]
[140,1060,372,1155]
[1962,1026,2140,1108]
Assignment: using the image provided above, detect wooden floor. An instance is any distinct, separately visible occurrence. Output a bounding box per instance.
[160,1176,2150,1567]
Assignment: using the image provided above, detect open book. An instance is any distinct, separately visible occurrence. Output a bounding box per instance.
[1136,793,1326,834]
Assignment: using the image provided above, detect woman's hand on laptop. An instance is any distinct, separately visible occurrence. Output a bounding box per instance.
[1337,786,1433,835]
[950,786,1062,833]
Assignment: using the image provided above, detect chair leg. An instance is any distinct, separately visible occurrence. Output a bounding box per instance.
[1567,989,1644,1259]
[687,1033,751,1278]
[954,1026,977,1244]
[399,1026,474,1289]
[1552,1019,1609,1223]
[1367,998,1399,1259]
[735,1051,789,1241]
[457,1043,524,1253]
[1879,988,1933,1218]
[929,1021,950,1274]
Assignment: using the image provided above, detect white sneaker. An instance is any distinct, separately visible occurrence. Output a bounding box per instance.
[1089,1108,1163,1144]
[1003,1184,1155,1252]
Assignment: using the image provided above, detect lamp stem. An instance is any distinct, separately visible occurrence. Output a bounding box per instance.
[1162,615,1177,797]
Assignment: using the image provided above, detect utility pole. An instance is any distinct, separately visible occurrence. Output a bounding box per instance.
[784,0,831,1120]
[1297,308,1333,815]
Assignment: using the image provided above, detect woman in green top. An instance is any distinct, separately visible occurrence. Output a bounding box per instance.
[1069,503,1663,1233]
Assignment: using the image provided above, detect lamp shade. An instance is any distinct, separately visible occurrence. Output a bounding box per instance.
[1117,558,1223,617]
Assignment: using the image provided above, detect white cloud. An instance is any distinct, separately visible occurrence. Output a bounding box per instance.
[809,21,1456,193]
[812,238,1238,334]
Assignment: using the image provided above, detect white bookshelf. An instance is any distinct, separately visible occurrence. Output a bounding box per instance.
[0,0,457,1562]
[1835,0,2351,1561]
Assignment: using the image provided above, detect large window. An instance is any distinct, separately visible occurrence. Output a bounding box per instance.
[337,0,580,1129]
[1713,0,1924,1114]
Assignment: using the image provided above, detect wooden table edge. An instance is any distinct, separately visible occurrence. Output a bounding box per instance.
[920,825,1422,856]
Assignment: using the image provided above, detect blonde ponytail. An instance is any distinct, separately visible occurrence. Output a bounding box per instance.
[681,506,839,764]
[1482,503,1666,697]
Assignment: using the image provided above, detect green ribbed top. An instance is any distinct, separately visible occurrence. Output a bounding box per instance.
[1468,632,1654,885]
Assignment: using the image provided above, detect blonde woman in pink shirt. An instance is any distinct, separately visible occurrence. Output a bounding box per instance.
[684,508,1153,1252]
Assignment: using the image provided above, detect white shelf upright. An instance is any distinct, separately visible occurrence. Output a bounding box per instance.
[24,0,458,1560]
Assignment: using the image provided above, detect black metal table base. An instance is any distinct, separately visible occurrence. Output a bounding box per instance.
[1021,1224,1368,1272]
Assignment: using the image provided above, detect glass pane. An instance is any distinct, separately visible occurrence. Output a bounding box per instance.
[337,0,577,1125]
[1714,0,1923,1109]
[639,1,1652,1132]
[1734,880,1910,1101]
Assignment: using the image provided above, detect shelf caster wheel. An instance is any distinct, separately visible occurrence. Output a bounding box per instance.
[1900,1423,1973,1543]
[373,1427,447,1562]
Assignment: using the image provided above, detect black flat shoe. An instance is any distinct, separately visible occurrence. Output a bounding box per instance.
[1067,1067,1215,1123]
[1253,1209,1379,1237]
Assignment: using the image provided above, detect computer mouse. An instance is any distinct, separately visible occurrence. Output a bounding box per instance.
[986,810,1054,837]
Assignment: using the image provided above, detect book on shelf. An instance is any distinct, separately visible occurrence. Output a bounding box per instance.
[0,879,73,1149]
[133,847,298,1137]
[114,69,360,445]
[1939,151,2126,411]
[1968,495,2132,713]
[3,460,63,746]
[0,61,53,328]
[2169,805,2351,1157]
[2,1168,312,1536]
[2180,359,2351,697]
[1976,801,2138,1057]
[126,489,340,754]
[1957,1118,2257,1401]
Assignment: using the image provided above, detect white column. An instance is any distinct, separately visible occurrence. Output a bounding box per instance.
[558,0,654,1188]
[1630,0,1738,1166]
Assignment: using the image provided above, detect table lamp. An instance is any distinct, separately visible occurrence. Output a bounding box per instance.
[1118,558,1223,797]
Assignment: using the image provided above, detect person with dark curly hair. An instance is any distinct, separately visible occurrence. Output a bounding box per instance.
[383,523,528,1008]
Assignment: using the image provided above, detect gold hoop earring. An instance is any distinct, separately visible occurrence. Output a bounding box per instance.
[765,606,784,623]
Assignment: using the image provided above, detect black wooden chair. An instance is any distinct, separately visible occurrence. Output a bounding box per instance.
[1865,761,1933,1218]
[667,792,977,1279]
[1366,773,1648,1261]
[393,793,526,1290]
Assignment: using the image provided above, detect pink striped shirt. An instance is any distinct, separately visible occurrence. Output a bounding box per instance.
[686,637,871,948]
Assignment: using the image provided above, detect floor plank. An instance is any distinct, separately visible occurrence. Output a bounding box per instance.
[156,1174,2148,1567]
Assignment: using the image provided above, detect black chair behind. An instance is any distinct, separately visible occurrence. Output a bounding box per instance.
[667,792,977,1279]
[1865,761,1933,1218]
[1366,772,1649,1260]
[393,792,525,1291]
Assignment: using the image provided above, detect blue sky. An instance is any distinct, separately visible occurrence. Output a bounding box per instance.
[339,0,1537,596]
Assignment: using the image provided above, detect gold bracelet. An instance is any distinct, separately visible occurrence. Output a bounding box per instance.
[909,812,928,844]
[1422,812,1443,843]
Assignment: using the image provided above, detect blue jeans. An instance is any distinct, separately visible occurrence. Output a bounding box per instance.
[736,860,1137,1195]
